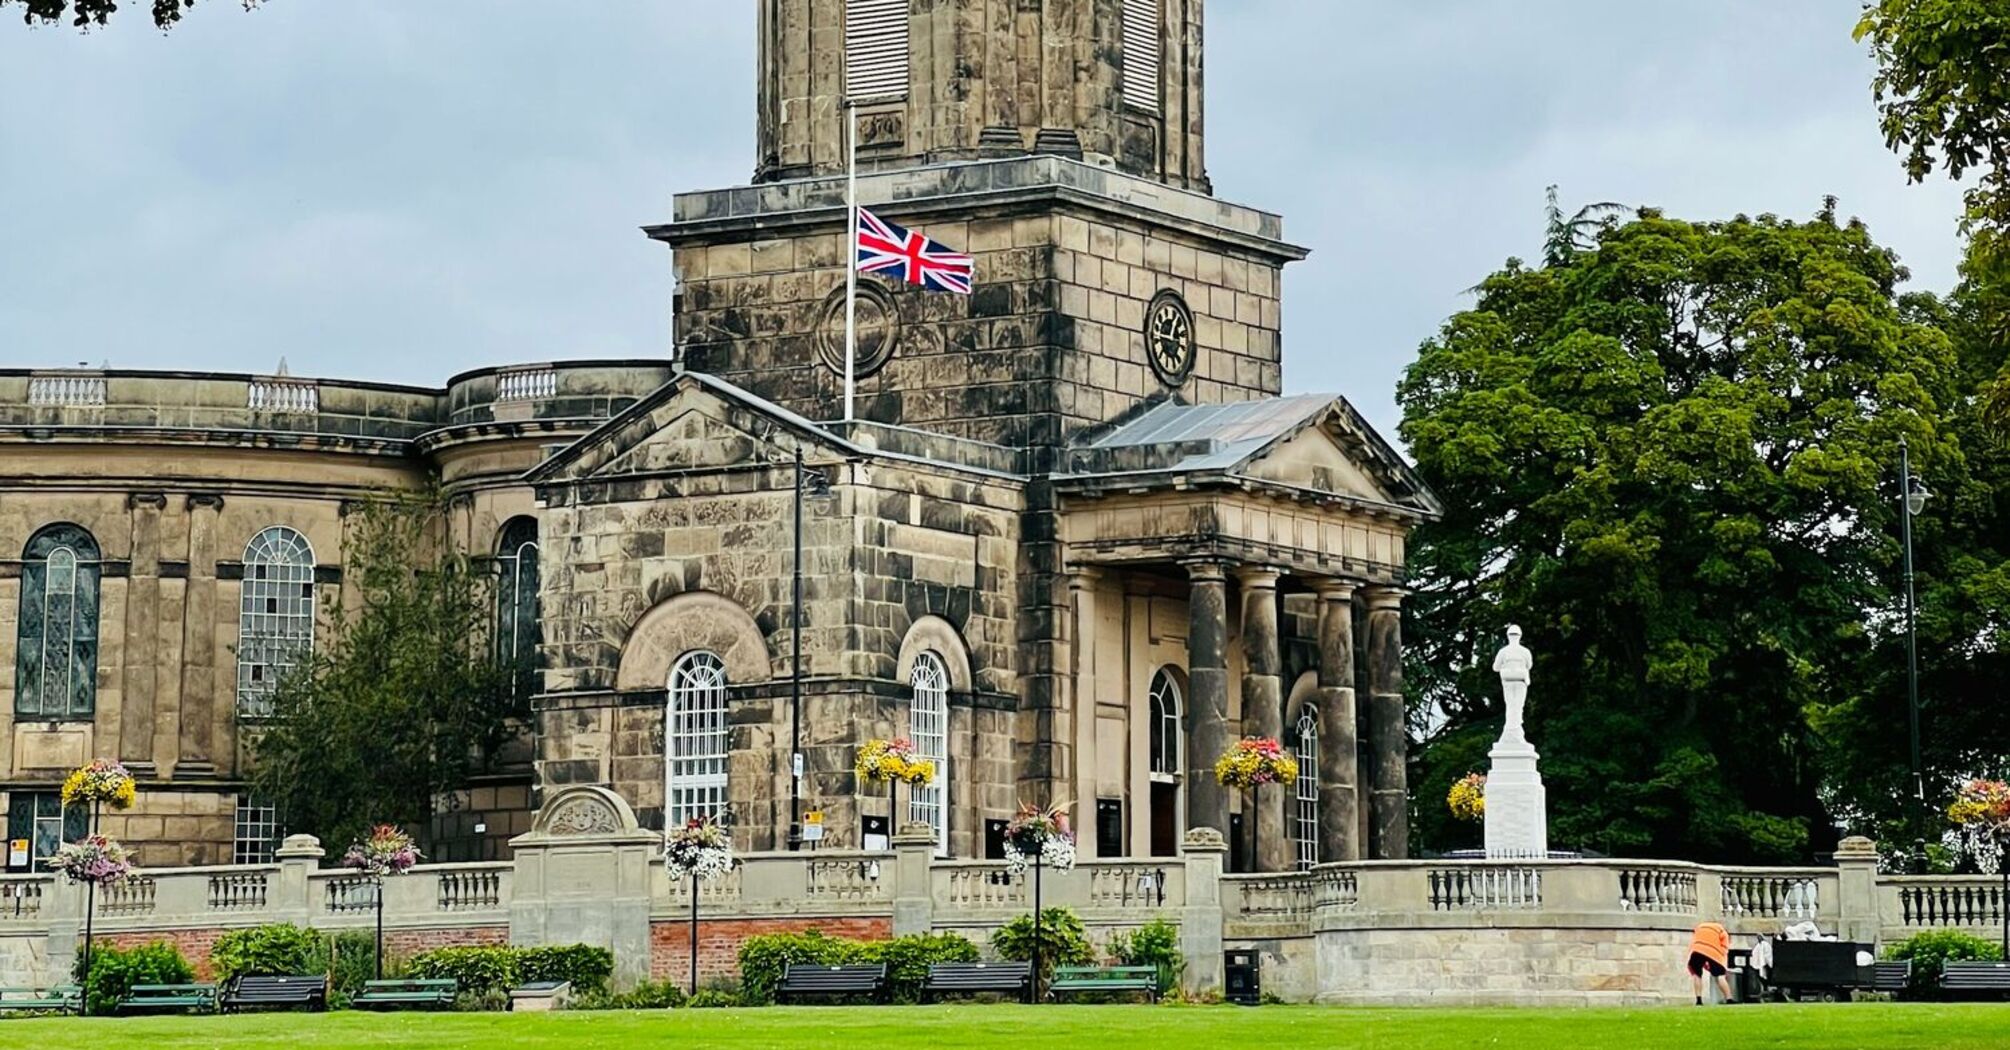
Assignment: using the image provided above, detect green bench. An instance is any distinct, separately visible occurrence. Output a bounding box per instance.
[118,983,219,1015]
[1048,965,1160,1003]
[351,978,457,1010]
[0,985,82,1015]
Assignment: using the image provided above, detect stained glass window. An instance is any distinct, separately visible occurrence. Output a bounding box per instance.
[666,651,730,828]
[495,517,541,705]
[237,526,316,720]
[14,524,100,719]
[908,652,950,856]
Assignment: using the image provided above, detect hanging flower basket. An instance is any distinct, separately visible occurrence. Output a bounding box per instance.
[855,738,937,786]
[61,759,137,811]
[47,835,136,887]
[343,825,421,877]
[1213,738,1299,788]
[1447,772,1487,822]
[1002,802,1076,874]
[664,815,734,882]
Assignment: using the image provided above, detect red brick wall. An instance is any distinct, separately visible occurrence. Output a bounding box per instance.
[649,916,892,985]
[90,925,508,979]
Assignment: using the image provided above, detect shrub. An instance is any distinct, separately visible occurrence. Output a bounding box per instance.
[77,942,193,1016]
[736,930,981,1005]
[686,989,740,1008]
[1884,930,2005,995]
[406,946,519,1000]
[211,924,323,983]
[991,907,1097,983]
[322,930,386,1007]
[1108,918,1183,993]
[853,933,981,1002]
[737,930,852,1005]
[516,944,615,994]
[570,978,688,1011]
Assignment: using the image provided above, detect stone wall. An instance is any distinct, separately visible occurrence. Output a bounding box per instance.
[649,915,892,985]
[1312,927,1693,1006]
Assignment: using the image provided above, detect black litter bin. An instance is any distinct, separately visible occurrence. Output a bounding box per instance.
[1224,949,1261,1006]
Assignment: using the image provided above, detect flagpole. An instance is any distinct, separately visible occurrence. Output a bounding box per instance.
[843,97,859,424]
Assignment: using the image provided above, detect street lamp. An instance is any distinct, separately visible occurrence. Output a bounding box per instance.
[1898,437,1931,831]
[788,447,835,850]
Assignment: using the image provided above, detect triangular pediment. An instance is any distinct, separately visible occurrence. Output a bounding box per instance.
[1238,422,1396,503]
[528,371,846,487]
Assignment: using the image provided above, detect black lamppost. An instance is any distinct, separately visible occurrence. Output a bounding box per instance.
[787,448,834,850]
[1898,436,1931,860]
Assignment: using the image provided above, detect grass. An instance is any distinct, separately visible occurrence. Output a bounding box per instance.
[3,1004,2008,1049]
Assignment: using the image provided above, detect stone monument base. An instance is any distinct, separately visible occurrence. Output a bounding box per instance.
[1484,739,1548,858]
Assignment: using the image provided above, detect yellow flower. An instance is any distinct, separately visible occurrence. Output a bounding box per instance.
[1447,773,1487,822]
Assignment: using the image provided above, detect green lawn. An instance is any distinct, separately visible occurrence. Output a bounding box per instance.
[3,1004,2006,1049]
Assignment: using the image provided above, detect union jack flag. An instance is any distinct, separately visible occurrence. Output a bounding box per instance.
[855,206,974,294]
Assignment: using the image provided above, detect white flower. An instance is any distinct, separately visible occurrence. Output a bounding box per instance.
[1003,835,1076,875]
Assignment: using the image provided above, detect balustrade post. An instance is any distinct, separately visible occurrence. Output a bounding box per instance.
[892,823,937,937]
[274,834,325,929]
[1178,828,1227,997]
[1834,836,1881,946]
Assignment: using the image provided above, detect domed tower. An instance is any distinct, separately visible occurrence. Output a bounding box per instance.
[755,0,1208,191]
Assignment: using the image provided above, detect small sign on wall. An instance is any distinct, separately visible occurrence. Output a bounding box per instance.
[861,814,890,852]
[6,838,27,871]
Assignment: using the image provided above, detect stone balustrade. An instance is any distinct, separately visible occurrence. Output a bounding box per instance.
[0,815,1998,1005]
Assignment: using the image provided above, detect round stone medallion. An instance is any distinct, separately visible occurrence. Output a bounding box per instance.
[818,281,901,379]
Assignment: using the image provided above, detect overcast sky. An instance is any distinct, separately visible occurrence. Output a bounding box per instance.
[0,1,1970,439]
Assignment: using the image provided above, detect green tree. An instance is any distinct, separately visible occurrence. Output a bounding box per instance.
[3,0,248,29]
[248,490,515,853]
[1397,202,1962,863]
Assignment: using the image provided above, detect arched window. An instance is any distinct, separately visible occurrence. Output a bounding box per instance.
[1293,704,1319,871]
[15,524,100,719]
[237,526,316,720]
[666,651,730,828]
[908,652,950,856]
[495,517,541,704]
[1147,668,1182,780]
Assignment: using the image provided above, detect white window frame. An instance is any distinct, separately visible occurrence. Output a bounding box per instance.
[666,651,730,829]
[233,795,281,866]
[908,651,950,857]
[236,526,316,721]
[1148,668,1182,783]
[1294,704,1319,871]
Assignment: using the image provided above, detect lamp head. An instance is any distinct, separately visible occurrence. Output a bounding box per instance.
[1905,478,1930,517]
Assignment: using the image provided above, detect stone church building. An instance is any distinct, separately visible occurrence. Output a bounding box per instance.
[2,0,1437,875]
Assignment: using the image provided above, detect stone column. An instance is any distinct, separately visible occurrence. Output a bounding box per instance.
[1070,569,1102,857]
[1364,586,1409,860]
[1315,580,1360,863]
[1178,827,1227,998]
[891,822,937,937]
[272,833,325,928]
[1236,567,1286,872]
[119,493,167,776]
[174,494,223,779]
[1834,836,1882,945]
[1184,560,1231,838]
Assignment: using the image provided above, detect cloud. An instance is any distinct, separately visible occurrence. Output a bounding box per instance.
[0,0,1969,439]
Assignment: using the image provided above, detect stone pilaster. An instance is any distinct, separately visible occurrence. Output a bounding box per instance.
[118,493,167,776]
[1315,580,1359,863]
[174,494,223,779]
[1364,586,1408,860]
[1070,568,1102,856]
[1236,567,1286,872]
[1184,559,1230,838]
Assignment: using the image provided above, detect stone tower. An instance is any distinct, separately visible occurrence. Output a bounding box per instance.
[653,0,1304,451]
[755,0,1208,191]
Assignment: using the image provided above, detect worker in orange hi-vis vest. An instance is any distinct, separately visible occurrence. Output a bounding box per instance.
[1687,920,1734,1005]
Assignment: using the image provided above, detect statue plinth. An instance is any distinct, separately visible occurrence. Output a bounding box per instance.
[1484,737,1548,859]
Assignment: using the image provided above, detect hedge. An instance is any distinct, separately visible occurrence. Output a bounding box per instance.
[736,931,979,1004]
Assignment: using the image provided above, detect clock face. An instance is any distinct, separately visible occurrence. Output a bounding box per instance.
[1146,291,1195,385]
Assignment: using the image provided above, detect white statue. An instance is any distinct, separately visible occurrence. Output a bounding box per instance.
[1492,625,1533,745]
